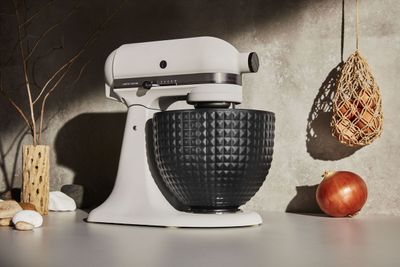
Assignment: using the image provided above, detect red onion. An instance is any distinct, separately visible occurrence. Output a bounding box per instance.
[316,171,368,217]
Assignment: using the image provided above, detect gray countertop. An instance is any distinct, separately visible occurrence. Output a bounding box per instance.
[0,210,399,267]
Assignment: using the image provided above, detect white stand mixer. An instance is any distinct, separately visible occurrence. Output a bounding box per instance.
[87,36,263,227]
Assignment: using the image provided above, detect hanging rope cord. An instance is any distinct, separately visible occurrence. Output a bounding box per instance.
[356,0,360,50]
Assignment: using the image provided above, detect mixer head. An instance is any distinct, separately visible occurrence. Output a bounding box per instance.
[104,36,259,108]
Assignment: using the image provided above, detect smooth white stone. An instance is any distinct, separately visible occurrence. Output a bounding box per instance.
[12,210,43,228]
[49,191,76,211]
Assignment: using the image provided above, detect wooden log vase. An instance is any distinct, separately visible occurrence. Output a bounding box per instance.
[21,145,50,215]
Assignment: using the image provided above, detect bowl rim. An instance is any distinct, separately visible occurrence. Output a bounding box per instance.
[153,108,275,116]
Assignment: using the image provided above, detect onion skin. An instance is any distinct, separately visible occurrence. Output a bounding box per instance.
[316,171,368,217]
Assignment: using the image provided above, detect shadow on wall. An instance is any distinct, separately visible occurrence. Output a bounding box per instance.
[55,112,186,210]
[305,0,361,161]
[287,0,357,215]
[286,185,323,214]
[55,113,126,209]
[305,63,361,160]
[0,128,28,196]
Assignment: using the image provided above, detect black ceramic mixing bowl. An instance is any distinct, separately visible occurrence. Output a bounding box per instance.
[153,109,275,213]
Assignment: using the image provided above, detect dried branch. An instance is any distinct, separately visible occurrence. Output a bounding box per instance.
[0,91,32,131]
[13,0,37,144]
[37,104,61,141]
[35,1,124,112]
[31,43,64,92]
[25,2,79,62]
[37,57,89,142]
[68,59,91,89]
[9,81,39,94]
[20,0,55,28]
[41,110,59,133]
[0,78,32,131]
[32,55,75,104]
[38,63,71,142]
[3,0,125,145]
[33,1,125,106]
[37,0,125,142]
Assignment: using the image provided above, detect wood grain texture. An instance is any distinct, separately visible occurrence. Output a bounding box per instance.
[21,145,50,215]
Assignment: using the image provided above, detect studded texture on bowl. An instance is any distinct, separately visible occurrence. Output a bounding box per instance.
[153,109,275,212]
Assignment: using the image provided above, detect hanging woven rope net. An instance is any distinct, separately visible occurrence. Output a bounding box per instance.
[331,0,383,147]
[331,51,383,146]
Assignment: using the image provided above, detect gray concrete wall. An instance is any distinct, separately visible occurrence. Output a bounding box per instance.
[0,0,399,215]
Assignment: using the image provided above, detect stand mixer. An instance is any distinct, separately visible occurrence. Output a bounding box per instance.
[87,36,275,227]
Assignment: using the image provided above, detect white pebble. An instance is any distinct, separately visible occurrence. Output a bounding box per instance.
[12,210,43,228]
[49,191,76,211]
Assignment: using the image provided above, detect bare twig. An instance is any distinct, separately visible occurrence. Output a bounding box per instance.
[32,54,77,104]
[38,63,71,142]
[3,0,125,145]
[25,2,79,62]
[36,1,126,135]
[0,91,32,131]
[12,81,38,91]
[0,79,32,131]
[38,105,61,139]
[13,0,37,144]
[33,0,125,106]
[37,57,90,138]
[31,43,64,92]
[68,59,91,89]
[37,1,125,142]
[20,0,55,27]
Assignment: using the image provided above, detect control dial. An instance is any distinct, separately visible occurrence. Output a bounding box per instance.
[248,52,259,73]
[142,81,153,89]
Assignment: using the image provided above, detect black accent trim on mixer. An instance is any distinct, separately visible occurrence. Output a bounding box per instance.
[193,101,232,109]
[113,72,242,89]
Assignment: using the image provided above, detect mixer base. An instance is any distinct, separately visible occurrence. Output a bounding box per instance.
[87,209,262,228]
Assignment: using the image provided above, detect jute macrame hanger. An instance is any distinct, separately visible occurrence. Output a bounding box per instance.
[331,0,383,146]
